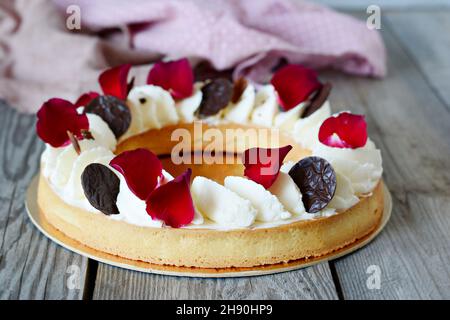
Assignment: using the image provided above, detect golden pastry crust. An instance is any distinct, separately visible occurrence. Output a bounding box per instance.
[38,174,383,268]
[116,122,310,161]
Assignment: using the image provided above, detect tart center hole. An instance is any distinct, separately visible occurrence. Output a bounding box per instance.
[159,151,244,184]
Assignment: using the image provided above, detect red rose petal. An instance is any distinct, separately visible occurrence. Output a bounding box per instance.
[243,145,293,189]
[110,148,163,200]
[271,64,323,111]
[75,91,100,107]
[318,112,368,149]
[146,169,195,228]
[99,64,132,100]
[147,58,194,99]
[36,98,89,147]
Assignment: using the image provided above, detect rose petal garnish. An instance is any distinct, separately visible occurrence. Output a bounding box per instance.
[75,91,100,108]
[146,169,195,228]
[243,145,293,189]
[109,148,163,200]
[99,64,132,100]
[36,98,89,147]
[318,112,368,149]
[147,58,194,99]
[271,64,323,111]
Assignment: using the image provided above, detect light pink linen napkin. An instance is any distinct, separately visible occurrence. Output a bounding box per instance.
[0,0,386,113]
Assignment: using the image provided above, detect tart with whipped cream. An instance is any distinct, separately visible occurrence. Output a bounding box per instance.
[36,59,384,268]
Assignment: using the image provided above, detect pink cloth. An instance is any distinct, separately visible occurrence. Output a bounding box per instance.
[0,0,386,113]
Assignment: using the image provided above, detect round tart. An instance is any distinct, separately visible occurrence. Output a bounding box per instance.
[36,60,384,268]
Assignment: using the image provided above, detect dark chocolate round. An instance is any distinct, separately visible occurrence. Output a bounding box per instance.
[231,77,248,104]
[81,163,120,215]
[196,78,233,118]
[84,95,131,138]
[288,156,337,213]
[301,83,332,118]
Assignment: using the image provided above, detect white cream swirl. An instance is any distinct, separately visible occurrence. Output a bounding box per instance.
[223,84,256,124]
[224,176,290,222]
[86,113,117,151]
[313,139,383,195]
[274,103,305,131]
[175,83,203,123]
[292,101,331,149]
[269,171,306,216]
[191,176,257,228]
[113,173,164,228]
[250,85,279,127]
[327,172,359,211]
[126,85,179,133]
[42,141,114,213]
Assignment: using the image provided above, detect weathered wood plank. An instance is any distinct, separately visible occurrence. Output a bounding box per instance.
[333,191,450,299]
[385,12,450,110]
[0,101,89,299]
[321,18,450,299]
[93,262,338,300]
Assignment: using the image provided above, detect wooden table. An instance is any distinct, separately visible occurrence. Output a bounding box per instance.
[1,10,450,300]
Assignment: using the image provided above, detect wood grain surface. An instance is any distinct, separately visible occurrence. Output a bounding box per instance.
[93,262,338,300]
[321,14,450,299]
[0,102,89,299]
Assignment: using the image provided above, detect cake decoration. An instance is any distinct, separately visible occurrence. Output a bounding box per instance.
[288,156,337,213]
[243,145,293,189]
[35,59,385,268]
[224,176,291,222]
[146,169,195,228]
[66,131,81,155]
[110,148,163,201]
[196,78,233,117]
[75,92,100,108]
[147,58,194,99]
[98,64,133,101]
[318,112,367,149]
[81,163,120,215]
[85,95,131,138]
[301,82,332,118]
[36,98,90,147]
[72,64,134,138]
[231,77,248,104]
[271,64,323,111]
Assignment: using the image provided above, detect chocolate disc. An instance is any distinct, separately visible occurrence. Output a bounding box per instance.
[81,163,120,215]
[85,95,131,138]
[196,78,233,118]
[301,83,332,118]
[193,61,233,82]
[288,156,336,213]
[231,77,248,104]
